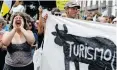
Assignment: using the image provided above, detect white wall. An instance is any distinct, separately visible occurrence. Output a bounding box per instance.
[112,0,117,16]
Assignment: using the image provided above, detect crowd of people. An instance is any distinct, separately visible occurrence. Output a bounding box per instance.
[0,0,116,70]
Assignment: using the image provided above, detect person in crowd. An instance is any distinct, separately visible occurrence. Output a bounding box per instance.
[22,12,38,37]
[0,16,6,47]
[37,7,45,48]
[85,12,93,21]
[35,20,39,31]
[27,20,38,42]
[28,20,38,42]
[36,6,49,48]
[2,12,35,70]
[64,1,80,19]
[86,16,93,21]
[10,0,25,15]
[61,13,67,17]
[3,20,10,31]
[108,15,115,23]
[37,2,80,48]
[92,11,102,22]
[112,17,117,24]
[25,14,38,55]
[51,8,61,16]
[98,16,108,23]
[0,16,7,70]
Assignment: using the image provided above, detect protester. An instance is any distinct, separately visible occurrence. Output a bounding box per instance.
[108,15,115,23]
[86,16,93,21]
[35,20,39,30]
[28,20,38,55]
[10,0,25,15]
[0,16,7,70]
[92,11,102,22]
[37,6,45,48]
[3,22,10,31]
[2,12,35,70]
[51,8,61,16]
[22,13,38,42]
[98,16,108,23]
[112,17,117,24]
[36,2,80,48]
[64,1,80,19]
[28,21,38,42]
[22,13,38,55]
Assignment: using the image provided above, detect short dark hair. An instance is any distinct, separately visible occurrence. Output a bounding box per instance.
[109,15,115,21]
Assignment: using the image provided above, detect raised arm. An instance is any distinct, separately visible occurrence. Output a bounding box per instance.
[38,6,44,35]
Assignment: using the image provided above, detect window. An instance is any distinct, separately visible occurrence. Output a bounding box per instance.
[115,9,117,16]
[115,0,117,6]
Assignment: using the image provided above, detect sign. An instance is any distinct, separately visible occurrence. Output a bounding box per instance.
[41,15,116,70]
[56,0,69,10]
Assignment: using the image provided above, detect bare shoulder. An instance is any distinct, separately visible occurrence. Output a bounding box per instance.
[27,30,33,34]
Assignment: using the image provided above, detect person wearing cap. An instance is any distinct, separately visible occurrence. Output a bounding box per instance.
[64,1,80,19]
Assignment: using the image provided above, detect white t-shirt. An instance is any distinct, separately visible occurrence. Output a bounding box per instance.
[10,5,25,15]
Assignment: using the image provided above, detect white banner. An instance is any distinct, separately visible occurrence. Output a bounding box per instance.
[40,15,116,70]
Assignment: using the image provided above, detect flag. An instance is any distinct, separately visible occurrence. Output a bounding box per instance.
[40,15,116,70]
[0,0,12,16]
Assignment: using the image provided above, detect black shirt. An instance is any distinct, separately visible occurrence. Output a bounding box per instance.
[38,33,44,48]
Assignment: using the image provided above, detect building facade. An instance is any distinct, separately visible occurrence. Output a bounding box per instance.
[72,0,117,16]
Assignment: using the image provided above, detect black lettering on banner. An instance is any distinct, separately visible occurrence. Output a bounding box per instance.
[52,24,116,70]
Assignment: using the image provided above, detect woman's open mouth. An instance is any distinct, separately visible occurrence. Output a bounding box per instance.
[16,20,21,25]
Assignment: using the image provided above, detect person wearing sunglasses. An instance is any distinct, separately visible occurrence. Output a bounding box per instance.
[51,8,61,16]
